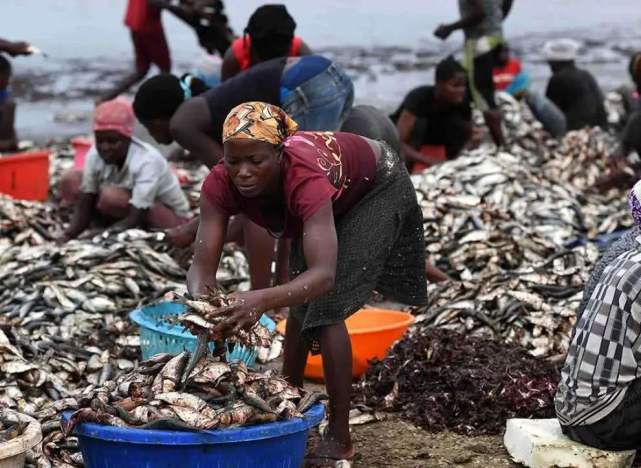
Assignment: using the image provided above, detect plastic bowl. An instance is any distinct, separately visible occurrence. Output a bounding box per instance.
[62,403,324,468]
[129,302,276,367]
[0,410,42,468]
[277,308,414,381]
[0,151,50,201]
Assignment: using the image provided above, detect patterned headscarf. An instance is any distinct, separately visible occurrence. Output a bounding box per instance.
[628,180,641,227]
[94,97,134,138]
[222,101,298,145]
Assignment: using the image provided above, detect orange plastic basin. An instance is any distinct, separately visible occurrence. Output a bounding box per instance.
[276,308,414,381]
[0,151,50,201]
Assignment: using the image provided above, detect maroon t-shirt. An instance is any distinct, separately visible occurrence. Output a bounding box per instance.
[202,132,377,238]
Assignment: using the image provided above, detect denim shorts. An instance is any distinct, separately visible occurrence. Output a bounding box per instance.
[281,63,354,131]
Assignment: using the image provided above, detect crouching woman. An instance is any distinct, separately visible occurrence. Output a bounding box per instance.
[59,98,190,241]
[187,102,427,464]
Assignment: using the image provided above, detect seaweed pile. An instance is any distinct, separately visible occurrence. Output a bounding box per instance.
[355,328,559,435]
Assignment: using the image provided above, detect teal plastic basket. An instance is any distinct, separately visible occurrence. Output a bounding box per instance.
[129,302,276,367]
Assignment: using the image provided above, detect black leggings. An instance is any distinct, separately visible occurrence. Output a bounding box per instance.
[470,48,497,110]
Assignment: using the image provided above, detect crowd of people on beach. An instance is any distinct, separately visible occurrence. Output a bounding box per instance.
[5,0,641,464]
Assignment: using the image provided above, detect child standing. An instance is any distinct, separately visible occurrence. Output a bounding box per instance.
[98,0,171,103]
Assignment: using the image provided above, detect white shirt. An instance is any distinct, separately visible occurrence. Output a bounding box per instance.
[80,136,190,216]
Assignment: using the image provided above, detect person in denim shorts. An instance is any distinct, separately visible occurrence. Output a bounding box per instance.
[279,56,353,131]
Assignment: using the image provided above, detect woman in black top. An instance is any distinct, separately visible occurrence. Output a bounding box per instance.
[394,56,472,173]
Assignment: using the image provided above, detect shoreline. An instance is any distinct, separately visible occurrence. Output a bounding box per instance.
[9,37,637,144]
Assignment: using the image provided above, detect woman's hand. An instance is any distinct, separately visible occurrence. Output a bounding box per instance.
[433,25,453,40]
[211,290,268,337]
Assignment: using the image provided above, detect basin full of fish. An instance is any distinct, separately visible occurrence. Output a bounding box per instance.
[62,351,326,435]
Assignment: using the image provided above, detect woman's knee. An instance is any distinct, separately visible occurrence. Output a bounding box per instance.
[96,186,130,218]
[58,169,83,204]
[147,202,188,229]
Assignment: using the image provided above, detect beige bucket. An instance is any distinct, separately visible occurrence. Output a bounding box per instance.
[0,411,42,468]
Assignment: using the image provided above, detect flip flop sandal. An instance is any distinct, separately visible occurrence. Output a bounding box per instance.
[304,456,352,468]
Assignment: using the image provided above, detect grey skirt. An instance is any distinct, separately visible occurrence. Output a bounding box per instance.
[289,142,427,342]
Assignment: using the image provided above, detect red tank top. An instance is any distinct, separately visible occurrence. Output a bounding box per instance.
[492,58,522,91]
[231,36,303,71]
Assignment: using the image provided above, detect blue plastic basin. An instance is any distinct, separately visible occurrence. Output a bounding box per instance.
[63,403,324,468]
[129,302,276,366]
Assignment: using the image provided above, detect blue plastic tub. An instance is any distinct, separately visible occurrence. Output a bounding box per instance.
[129,302,276,366]
[63,403,324,468]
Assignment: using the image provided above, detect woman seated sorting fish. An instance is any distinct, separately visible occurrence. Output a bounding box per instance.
[132,54,354,291]
[58,98,190,241]
[555,180,641,451]
[187,102,427,465]
[393,56,474,174]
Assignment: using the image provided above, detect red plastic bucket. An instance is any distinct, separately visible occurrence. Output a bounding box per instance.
[0,151,50,201]
[71,137,93,170]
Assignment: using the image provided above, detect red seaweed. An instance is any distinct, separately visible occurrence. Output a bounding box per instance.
[355,328,560,435]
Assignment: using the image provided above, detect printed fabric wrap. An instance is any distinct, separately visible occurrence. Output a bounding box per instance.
[222,101,299,145]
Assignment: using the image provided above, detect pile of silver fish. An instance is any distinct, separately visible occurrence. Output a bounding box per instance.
[417,244,600,357]
[413,95,631,356]
[0,230,182,406]
[0,195,62,246]
[0,157,272,466]
[0,225,252,411]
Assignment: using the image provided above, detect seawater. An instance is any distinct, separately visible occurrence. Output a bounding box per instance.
[3,0,641,140]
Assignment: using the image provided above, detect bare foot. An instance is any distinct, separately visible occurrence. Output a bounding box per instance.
[306,435,354,467]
